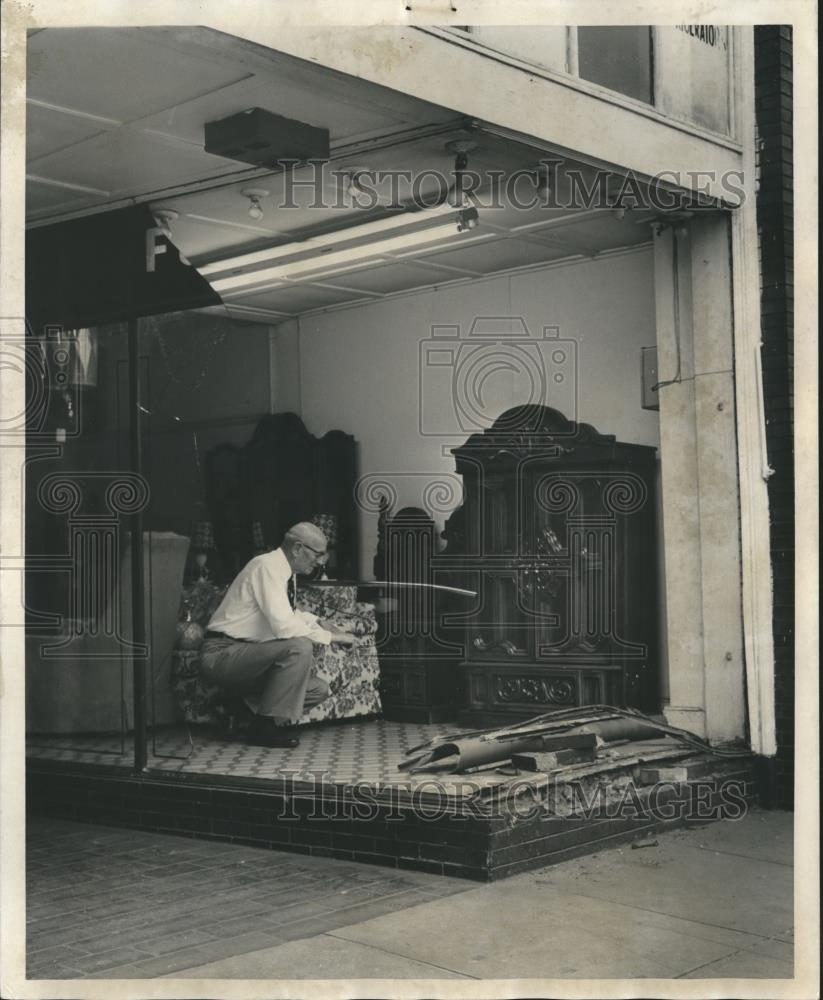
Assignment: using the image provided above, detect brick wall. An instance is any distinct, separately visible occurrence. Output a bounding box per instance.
[27,759,760,882]
[754,26,794,808]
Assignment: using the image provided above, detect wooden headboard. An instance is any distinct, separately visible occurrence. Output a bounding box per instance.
[204,412,358,582]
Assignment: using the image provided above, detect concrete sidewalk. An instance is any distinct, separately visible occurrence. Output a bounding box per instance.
[27,808,793,982]
[164,809,793,981]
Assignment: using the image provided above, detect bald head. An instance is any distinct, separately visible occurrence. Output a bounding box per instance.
[284,522,327,551]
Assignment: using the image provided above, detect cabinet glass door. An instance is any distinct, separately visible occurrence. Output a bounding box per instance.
[525,466,646,661]
[519,464,574,657]
[467,570,532,660]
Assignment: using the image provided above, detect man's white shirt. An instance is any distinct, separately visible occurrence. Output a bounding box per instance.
[208,548,332,644]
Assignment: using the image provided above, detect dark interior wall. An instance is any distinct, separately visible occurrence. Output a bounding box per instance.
[754,26,794,809]
[25,310,271,627]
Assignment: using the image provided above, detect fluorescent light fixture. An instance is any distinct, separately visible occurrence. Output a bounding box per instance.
[211,218,487,296]
[198,200,461,279]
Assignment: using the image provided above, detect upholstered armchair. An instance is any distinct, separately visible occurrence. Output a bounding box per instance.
[169,578,382,727]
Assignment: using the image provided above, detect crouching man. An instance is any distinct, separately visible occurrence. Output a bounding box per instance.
[200,521,355,748]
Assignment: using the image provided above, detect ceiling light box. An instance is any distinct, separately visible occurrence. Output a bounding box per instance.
[204,108,330,167]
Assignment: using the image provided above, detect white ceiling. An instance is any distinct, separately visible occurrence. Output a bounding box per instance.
[26,26,656,322]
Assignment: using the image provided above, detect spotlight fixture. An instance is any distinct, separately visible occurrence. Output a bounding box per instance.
[532,163,555,199]
[241,188,269,221]
[457,207,480,232]
[649,210,695,239]
[152,209,178,238]
[605,176,632,221]
[445,139,478,208]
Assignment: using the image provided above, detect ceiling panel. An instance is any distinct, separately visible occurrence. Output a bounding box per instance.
[232,283,370,314]
[135,75,405,149]
[27,28,251,124]
[29,129,237,202]
[532,212,655,252]
[319,261,460,295]
[420,236,572,274]
[26,102,110,163]
[25,178,100,215]
[476,198,573,233]
[143,25,456,125]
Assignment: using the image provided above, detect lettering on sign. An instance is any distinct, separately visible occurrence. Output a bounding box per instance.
[656,24,731,134]
[676,24,728,50]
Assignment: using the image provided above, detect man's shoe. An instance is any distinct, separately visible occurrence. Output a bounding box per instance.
[220,713,242,741]
[246,716,299,749]
[215,696,253,741]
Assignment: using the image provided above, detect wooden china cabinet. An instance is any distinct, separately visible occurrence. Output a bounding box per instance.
[440,405,660,726]
[374,506,464,722]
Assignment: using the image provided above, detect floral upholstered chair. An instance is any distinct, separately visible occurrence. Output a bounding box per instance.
[169,578,382,727]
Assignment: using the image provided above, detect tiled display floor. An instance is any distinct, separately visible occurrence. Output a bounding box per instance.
[25,816,473,979]
[27,719,489,794]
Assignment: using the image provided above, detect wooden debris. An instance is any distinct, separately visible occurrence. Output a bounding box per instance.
[631,838,659,849]
[536,733,598,752]
[400,705,752,776]
[570,718,663,744]
[638,757,731,783]
[511,747,597,771]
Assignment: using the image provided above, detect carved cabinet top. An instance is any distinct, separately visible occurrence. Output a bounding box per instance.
[451,405,655,469]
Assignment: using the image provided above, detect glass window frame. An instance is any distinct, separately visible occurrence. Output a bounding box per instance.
[440,24,738,143]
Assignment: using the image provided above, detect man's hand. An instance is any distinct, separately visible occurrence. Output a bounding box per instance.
[329,631,356,647]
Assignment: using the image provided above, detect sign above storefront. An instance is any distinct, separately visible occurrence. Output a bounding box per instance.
[654,25,732,136]
[449,25,734,139]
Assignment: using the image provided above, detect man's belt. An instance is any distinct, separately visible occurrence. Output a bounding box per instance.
[205,629,249,642]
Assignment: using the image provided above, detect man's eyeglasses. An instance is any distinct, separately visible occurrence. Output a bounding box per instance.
[300,541,328,560]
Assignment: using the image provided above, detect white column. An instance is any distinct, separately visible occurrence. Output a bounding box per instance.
[654,225,707,736]
[689,214,747,741]
[654,213,749,742]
